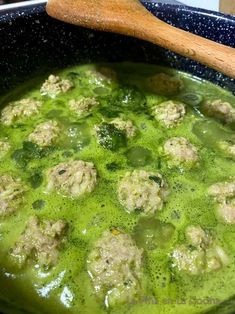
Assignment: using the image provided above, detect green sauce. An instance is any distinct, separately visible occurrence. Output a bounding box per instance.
[0,63,235,314]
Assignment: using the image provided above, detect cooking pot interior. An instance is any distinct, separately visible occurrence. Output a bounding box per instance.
[0,1,234,97]
[0,2,235,313]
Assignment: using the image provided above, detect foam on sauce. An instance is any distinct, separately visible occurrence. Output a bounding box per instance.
[0,63,235,314]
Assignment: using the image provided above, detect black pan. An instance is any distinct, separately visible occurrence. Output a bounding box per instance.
[0,1,235,313]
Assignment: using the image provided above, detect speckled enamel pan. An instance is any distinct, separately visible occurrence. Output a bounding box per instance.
[0,0,234,96]
[0,1,235,313]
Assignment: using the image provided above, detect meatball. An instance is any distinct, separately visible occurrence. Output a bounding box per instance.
[219,140,235,159]
[11,216,66,267]
[0,139,10,158]
[87,229,143,307]
[152,100,186,128]
[172,245,206,275]
[0,175,26,217]
[98,67,117,82]
[172,244,228,275]
[68,97,99,116]
[172,226,228,275]
[217,200,235,224]
[206,246,229,271]
[46,160,97,198]
[40,74,74,98]
[208,180,235,224]
[208,180,235,203]
[202,99,235,124]
[87,67,117,85]
[145,73,183,96]
[186,225,211,248]
[164,137,199,165]
[110,118,137,138]
[1,98,42,126]
[118,170,168,215]
[28,120,60,147]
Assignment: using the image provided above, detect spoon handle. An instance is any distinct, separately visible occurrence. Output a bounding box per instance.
[133,16,235,79]
[47,0,235,78]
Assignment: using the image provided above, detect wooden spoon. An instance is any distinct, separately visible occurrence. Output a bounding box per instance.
[46,0,235,78]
